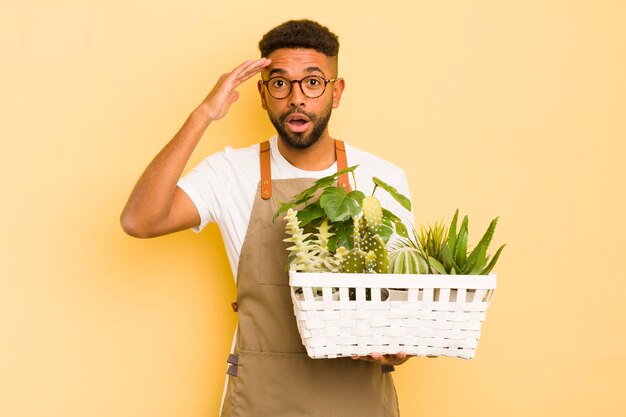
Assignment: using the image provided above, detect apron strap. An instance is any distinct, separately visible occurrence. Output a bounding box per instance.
[260,141,272,200]
[335,140,351,192]
[259,139,351,200]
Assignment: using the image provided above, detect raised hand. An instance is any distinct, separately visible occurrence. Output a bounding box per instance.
[120,57,272,239]
[196,58,271,122]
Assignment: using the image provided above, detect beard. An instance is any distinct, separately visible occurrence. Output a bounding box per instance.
[268,102,333,149]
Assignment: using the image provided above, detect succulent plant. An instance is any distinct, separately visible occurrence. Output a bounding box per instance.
[283,209,347,273]
[388,210,505,275]
[341,205,389,273]
[343,248,366,273]
[437,210,506,275]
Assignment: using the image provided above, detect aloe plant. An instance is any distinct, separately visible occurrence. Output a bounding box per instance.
[388,210,505,275]
[427,210,506,275]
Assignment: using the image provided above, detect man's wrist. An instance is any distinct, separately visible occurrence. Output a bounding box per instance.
[190,105,214,127]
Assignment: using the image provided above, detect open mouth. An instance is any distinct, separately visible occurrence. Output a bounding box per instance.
[285,114,311,133]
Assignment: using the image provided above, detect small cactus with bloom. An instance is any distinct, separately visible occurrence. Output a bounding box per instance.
[342,197,389,273]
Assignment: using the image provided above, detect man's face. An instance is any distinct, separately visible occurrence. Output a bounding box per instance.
[258,48,344,149]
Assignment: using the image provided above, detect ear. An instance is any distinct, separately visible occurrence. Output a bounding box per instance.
[331,78,345,109]
[258,80,267,110]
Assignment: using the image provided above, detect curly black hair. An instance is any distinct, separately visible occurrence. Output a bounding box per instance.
[258,19,339,58]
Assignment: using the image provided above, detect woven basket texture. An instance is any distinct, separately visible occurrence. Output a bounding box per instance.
[289,272,497,359]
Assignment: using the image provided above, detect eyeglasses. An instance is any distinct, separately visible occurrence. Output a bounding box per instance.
[262,75,337,99]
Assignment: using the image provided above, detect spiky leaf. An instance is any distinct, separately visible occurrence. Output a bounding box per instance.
[447,209,459,254]
[481,244,506,274]
[441,242,454,273]
[454,216,469,268]
[427,256,447,274]
[469,246,488,274]
[465,216,499,273]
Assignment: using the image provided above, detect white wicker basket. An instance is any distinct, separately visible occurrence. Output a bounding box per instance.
[289,272,497,360]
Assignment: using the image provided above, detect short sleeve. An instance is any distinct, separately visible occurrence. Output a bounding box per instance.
[177,152,231,233]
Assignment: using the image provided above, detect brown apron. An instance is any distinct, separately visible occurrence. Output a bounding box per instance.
[220,140,400,417]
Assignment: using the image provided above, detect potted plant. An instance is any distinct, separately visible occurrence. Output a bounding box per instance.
[274,166,505,360]
[387,210,506,301]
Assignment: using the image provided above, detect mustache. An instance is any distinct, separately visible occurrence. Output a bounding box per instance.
[278,108,318,124]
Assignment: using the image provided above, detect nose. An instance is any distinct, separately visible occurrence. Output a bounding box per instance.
[288,80,306,107]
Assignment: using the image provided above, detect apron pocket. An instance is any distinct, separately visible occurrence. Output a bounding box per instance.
[228,350,396,417]
[230,350,314,417]
[259,220,291,286]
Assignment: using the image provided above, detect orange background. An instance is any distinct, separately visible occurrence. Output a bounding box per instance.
[1,1,625,416]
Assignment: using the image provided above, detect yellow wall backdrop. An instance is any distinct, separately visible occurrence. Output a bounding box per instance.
[2,1,625,416]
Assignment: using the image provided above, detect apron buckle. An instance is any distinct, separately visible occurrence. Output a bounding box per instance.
[381,365,395,373]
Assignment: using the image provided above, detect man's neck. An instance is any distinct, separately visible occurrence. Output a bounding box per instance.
[276,135,336,171]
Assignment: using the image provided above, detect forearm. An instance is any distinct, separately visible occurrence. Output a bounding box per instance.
[120,108,211,236]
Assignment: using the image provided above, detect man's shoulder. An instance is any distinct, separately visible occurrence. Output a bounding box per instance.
[344,141,406,175]
[196,141,262,168]
[218,141,263,160]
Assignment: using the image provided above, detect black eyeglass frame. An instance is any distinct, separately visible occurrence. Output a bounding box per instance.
[261,75,338,99]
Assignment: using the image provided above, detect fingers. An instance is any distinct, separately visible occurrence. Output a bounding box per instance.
[351,352,411,366]
[199,58,271,121]
[228,58,271,88]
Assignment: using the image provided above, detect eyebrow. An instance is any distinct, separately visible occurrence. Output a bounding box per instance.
[267,66,326,78]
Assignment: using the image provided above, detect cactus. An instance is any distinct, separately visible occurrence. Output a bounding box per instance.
[388,222,445,274]
[361,233,388,273]
[338,199,389,274]
[365,251,377,272]
[342,249,366,273]
[362,196,383,234]
[388,246,429,274]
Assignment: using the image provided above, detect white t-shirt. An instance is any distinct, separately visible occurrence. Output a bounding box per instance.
[177,136,414,280]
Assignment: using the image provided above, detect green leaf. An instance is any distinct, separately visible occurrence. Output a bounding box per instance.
[469,246,487,274]
[481,244,506,274]
[465,216,499,273]
[272,201,296,222]
[447,209,459,254]
[319,188,365,222]
[329,219,354,251]
[372,177,412,211]
[427,256,447,274]
[272,165,359,222]
[296,202,325,227]
[441,242,454,273]
[378,216,394,242]
[382,208,408,238]
[454,216,469,268]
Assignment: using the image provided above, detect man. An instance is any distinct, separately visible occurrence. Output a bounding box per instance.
[121,19,414,416]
